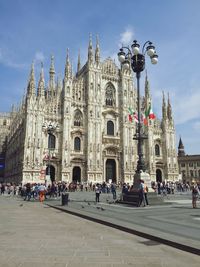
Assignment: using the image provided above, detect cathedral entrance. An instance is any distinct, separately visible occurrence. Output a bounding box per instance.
[156,169,162,183]
[106,159,116,183]
[72,166,81,183]
[46,165,55,182]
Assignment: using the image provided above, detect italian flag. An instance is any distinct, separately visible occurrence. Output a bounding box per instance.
[149,106,156,119]
[128,107,138,123]
[143,103,156,124]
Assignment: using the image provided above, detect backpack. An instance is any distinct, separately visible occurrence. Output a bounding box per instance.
[193,188,198,194]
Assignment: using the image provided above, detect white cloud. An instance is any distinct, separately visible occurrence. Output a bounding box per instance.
[173,89,200,124]
[34,51,45,62]
[119,27,134,46]
[0,47,26,69]
[193,121,200,132]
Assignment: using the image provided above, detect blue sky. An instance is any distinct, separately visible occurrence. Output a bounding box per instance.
[0,0,200,154]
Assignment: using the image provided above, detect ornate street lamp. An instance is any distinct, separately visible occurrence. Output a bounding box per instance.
[118,40,158,185]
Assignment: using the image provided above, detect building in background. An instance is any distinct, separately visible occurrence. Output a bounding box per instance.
[0,37,179,184]
[178,137,200,183]
[0,113,11,182]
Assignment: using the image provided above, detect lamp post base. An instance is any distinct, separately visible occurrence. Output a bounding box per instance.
[133,171,154,192]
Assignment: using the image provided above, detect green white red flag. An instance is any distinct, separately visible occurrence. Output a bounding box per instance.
[149,106,156,119]
[128,108,138,123]
[143,103,156,124]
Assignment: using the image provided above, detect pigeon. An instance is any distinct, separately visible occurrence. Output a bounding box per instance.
[100,207,105,211]
[88,202,91,206]
[96,206,100,210]
[81,205,85,208]
[19,204,23,207]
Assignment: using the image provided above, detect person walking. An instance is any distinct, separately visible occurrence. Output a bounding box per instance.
[24,183,31,201]
[139,180,145,207]
[95,184,101,203]
[191,183,199,208]
[143,182,149,206]
[111,182,117,200]
[38,184,46,203]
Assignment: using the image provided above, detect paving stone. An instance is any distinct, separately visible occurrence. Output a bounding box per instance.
[0,195,200,267]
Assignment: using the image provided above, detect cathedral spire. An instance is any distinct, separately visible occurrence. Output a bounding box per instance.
[64,48,71,79]
[27,62,36,96]
[37,62,45,97]
[56,74,62,94]
[178,136,185,156]
[95,35,100,64]
[88,33,93,63]
[145,70,150,99]
[162,91,167,120]
[49,55,55,89]
[167,92,172,120]
[77,50,81,73]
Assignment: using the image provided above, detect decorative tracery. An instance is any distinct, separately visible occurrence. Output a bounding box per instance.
[105,83,115,107]
[74,109,83,126]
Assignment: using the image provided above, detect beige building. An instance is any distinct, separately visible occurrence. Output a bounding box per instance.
[1,37,179,185]
[178,137,200,183]
[0,113,11,181]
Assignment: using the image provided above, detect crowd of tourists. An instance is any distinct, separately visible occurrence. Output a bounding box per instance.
[0,180,199,207]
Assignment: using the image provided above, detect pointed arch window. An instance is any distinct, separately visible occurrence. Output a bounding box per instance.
[74,109,83,126]
[155,144,160,156]
[48,134,56,149]
[105,83,115,107]
[74,137,81,151]
[107,120,114,136]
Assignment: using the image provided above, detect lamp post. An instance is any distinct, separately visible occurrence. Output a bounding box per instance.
[118,40,158,184]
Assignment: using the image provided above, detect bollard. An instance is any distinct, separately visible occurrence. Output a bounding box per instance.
[61,193,69,206]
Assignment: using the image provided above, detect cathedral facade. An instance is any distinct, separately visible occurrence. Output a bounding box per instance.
[3,37,179,185]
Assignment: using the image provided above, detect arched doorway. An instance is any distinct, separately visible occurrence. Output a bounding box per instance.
[72,166,81,183]
[106,159,116,183]
[46,165,55,182]
[156,169,162,183]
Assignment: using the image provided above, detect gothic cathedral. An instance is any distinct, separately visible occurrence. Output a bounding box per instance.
[3,37,179,184]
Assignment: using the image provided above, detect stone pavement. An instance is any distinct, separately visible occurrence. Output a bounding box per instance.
[0,195,200,267]
[47,191,200,254]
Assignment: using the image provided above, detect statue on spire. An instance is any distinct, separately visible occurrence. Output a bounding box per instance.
[27,62,36,96]
[95,35,100,64]
[145,70,150,99]
[65,48,71,80]
[49,55,55,90]
[77,50,81,73]
[167,93,172,120]
[37,62,45,97]
[162,91,167,120]
[88,33,93,63]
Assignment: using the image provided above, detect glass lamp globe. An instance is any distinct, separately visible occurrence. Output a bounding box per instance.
[151,55,158,64]
[118,51,126,63]
[133,46,140,55]
[147,45,155,57]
